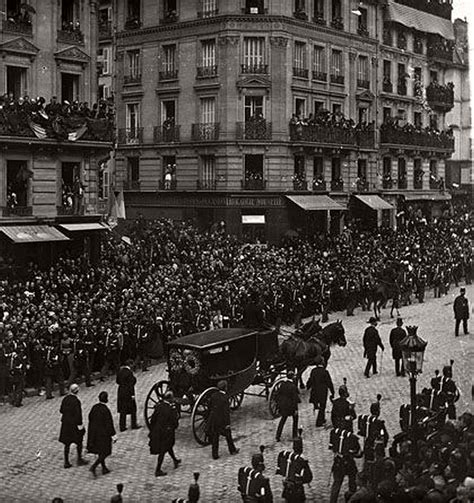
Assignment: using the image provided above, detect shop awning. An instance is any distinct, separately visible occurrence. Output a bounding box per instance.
[286,195,345,211]
[404,192,452,201]
[0,225,70,243]
[59,223,110,232]
[355,195,394,210]
[242,215,266,224]
[387,1,455,40]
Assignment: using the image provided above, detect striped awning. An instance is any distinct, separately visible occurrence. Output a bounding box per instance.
[287,195,345,211]
[387,1,455,41]
[355,195,394,211]
[0,225,70,243]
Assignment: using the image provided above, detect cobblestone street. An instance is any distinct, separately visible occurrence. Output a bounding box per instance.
[0,285,472,503]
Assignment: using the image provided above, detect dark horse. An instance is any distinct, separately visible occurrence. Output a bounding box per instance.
[280,320,347,388]
[372,279,401,320]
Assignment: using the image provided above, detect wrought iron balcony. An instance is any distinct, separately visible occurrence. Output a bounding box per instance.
[197,9,219,18]
[357,79,370,89]
[383,80,393,93]
[154,125,180,143]
[394,0,452,20]
[124,17,141,30]
[330,17,344,30]
[241,63,268,74]
[237,121,272,141]
[426,82,455,111]
[2,206,33,217]
[380,123,454,150]
[331,179,344,191]
[427,35,454,62]
[196,65,218,78]
[123,180,141,191]
[330,74,344,85]
[161,11,179,24]
[197,180,218,190]
[312,71,327,82]
[313,13,326,25]
[357,25,369,37]
[312,180,327,192]
[241,178,267,190]
[293,179,308,191]
[355,179,370,192]
[382,177,393,189]
[124,74,141,85]
[158,180,178,190]
[294,10,308,20]
[293,68,309,79]
[57,28,84,45]
[191,123,220,141]
[357,129,376,149]
[2,18,33,35]
[159,69,178,81]
[290,124,356,145]
[118,128,143,145]
[57,206,75,216]
[99,21,112,39]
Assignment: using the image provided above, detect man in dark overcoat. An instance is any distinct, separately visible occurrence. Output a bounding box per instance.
[389,318,406,376]
[453,287,469,337]
[306,356,335,427]
[87,391,116,477]
[116,360,139,431]
[59,384,87,468]
[331,386,356,429]
[206,380,239,460]
[363,317,384,378]
[148,390,181,476]
[275,371,300,442]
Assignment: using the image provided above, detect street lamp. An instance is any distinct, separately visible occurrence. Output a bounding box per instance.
[399,326,427,455]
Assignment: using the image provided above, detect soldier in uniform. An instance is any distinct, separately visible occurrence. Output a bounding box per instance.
[331,385,356,429]
[276,433,313,503]
[431,363,460,419]
[44,342,66,399]
[328,417,362,503]
[237,446,273,502]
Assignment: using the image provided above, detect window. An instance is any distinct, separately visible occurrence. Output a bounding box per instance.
[101,47,111,75]
[294,42,307,77]
[383,107,392,122]
[127,0,140,24]
[163,155,176,189]
[245,96,264,121]
[331,50,343,76]
[357,56,369,87]
[201,39,216,68]
[6,66,27,98]
[98,167,110,200]
[430,70,438,83]
[161,44,177,79]
[128,157,140,182]
[201,0,217,17]
[314,101,324,114]
[295,98,306,118]
[383,157,392,188]
[313,157,324,179]
[61,0,78,30]
[243,37,265,72]
[61,73,79,102]
[332,103,342,115]
[414,111,422,128]
[398,158,407,188]
[358,106,368,124]
[200,155,216,188]
[314,0,324,17]
[357,159,367,180]
[245,0,264,14]
[161,100,176,123]
[6,160,30,209]
[61,162,80,211]
[331,157,341,181]
[430,160,438,180]
[313,46,325,73]
[126,103,140,132]
[294,155,305,178]
[331,0,341,19]
[200,97,216,123]
[164,0,177,16]
[383,60,391,79]
[430,114,438,129]
[358,8,368,34]
[414,158,423,189]
[127,49,140,78]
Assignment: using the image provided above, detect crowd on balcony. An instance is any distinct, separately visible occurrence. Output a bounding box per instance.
[0,94,115,142]
[381,117,454,148]
[427,81,455,105]
[5,5,32,26]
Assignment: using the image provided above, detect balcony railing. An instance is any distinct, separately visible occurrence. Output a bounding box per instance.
[426,82,455,111]
[398,177,408,190]
[312,180,327,192]
[290,124,356,145]
[294,10,308,20]
[2,18,33,35]
[161,11,179,24]
[123,180,141,191]
[154,125,181,143]
[197,9,219,18]
[394,0,452,20]
[237,121,272,141]
[382,177,393,189]
[357,79,370,89]
[241,63,268,74]
[158,180,178,190]
[313,13,326,25]
[99,21,112,38]
[124,17,141,30]
[430,177,439,190]
[356,179,370,192]
[312,71,327,82]
[191,123,220,141]
[57,28,84,45]
[357,129,376,149]
[380,123,455,150]
[242,6,267,14]
[197,180,218,190]
[330,17,344,30]
[331,179,344,191]
[159,69,178,81]
[427,35,454,62]
[330,74,344,85]
[241,179,267,190]
[57,206,75,216]
[293,179,308,191]
[383,80,393,93]
[357,25,369,37]
[2,206,33,217]
[196,65,218,78]
[293,68,309,79]
[397,81,407,96]
[118,128,143,145]
[123,74,141,85]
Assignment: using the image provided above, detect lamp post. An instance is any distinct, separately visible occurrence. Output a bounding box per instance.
[399,326,427,457]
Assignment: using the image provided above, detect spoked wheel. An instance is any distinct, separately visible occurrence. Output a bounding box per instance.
[144,380,171,428]
[229,392,244,411]
[268,378,286,419]
[191,387,218,446]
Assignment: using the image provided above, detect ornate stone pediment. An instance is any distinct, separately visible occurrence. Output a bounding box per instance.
[236,75,271,96]
[54,46,90,67]
[357,90,375,102]
[0,37,39,60]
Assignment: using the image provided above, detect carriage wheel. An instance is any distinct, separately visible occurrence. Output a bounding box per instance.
[229,392,244,411]
[191,387,218,446]
[144,380,171,429]
[268,378,286,419]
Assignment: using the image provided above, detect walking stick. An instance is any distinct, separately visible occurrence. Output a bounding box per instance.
[379,350,384,375]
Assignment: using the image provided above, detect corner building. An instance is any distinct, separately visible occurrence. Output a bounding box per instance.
[116,0,456,242]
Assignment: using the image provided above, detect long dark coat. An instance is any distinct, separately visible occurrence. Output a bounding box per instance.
[275,379,299,417]
[363,326,384,357]
[59,394,83,445]
[116,366,137,414]
[87,402,116,457]
[454,295,469,320]
[148,401,179,455]
[206,390,231,436]
[306,365,335,409]
[389,327,406,359]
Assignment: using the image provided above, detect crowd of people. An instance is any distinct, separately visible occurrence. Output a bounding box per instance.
[0,94,115,142]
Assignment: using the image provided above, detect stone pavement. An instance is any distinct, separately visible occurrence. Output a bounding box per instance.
[0,285,472,503]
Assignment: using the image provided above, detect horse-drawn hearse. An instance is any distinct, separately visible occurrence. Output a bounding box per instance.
[144,320,347,445]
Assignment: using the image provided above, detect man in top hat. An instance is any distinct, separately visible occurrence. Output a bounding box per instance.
[116,359,140,432]
[306,356,335,427]
[206,380,239,460]
[363,317,384,378]
[389,318,407,377]
[453,287,469,337]
[237,447,273,502]
[275,371,300,442]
